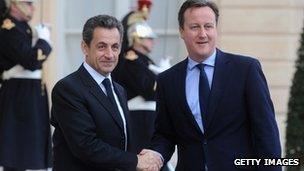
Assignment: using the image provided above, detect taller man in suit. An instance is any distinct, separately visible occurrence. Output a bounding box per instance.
[141,0,282,170]
[51,15,162,171]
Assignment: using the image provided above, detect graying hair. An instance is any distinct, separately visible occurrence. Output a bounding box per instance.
[82,14,124,46]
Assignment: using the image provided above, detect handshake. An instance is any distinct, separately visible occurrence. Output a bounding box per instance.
[136,149,164,171]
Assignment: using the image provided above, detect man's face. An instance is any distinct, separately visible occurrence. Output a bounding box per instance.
[82,27,121,76]
[15,2,35,21]
[180,6,217,62]
[139,38,154,54]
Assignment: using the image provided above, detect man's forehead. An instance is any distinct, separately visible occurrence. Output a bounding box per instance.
[93,27,119,36]
[185,6,216,17]
[184,7,216,21]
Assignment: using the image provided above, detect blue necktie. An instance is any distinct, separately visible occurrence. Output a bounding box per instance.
[102,78,127,150]
[197,64,210,126]
[102,78,120,114]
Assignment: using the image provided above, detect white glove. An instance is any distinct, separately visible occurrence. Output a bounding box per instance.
[148,64,163,74]
[159,57,171,70]
[148,57,171,74]
[34,24,51,44]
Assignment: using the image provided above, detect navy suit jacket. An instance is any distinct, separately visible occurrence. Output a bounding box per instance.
[51,65,137,171]
[152,49,281,171]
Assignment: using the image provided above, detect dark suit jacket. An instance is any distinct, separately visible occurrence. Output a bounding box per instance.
[51,65,137,171]
[152,49,281,171]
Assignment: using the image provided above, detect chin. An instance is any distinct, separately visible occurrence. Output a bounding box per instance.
[199,50,212,56]
[105,67,115,73]
[25,15,33,21]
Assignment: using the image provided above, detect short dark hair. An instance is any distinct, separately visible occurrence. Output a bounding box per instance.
[178,0,219,28]
[82,15,123,46]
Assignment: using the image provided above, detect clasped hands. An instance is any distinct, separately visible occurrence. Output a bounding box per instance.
[136,149,163,171]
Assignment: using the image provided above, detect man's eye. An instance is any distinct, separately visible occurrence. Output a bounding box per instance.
[190,25,199,29]
[205,25,214,29]
[112,45,120,51]
[98,45,105,49]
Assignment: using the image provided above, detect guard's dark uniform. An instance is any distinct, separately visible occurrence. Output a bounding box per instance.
[113,11,134,79]
[0,15,52,170]
[113,48,157,154]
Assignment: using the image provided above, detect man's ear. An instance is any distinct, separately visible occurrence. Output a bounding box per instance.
[81,41,88,57]
[179,27,184,39]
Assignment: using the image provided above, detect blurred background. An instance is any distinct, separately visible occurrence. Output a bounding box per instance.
[25,0,304,169]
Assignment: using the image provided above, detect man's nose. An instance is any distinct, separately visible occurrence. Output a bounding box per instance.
[198,28,207,38]
[104,48,114,58]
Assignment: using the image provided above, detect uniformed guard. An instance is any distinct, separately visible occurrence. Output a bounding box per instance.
[121,0,153,53]
[112,0,153,80]
[113,19,172,171]
[0,0,52,171]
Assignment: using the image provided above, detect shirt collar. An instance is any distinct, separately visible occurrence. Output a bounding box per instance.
[187,49,216,71]
[83,62,112,85]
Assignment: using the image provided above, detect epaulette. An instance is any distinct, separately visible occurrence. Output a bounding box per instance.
[1,19,15,30]
[125,50,138,61]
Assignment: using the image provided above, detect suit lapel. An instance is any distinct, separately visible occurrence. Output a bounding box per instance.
[176,59,204,136]
[78,65,124,130]
[205,49,231,129]
[113,83,130,126]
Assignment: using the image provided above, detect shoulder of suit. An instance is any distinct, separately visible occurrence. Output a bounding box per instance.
[1,18,15,30]
[125,50,138,61]
[224,51,257,64]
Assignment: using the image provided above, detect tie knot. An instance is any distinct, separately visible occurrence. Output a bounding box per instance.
[102,78,112,89]
[196,63,205,71]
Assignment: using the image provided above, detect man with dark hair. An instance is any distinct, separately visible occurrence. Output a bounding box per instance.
[51,15,162,171]
[141,0,282,170]
[0,0,52,171]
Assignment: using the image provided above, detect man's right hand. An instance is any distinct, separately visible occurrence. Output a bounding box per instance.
[136,149,163,171]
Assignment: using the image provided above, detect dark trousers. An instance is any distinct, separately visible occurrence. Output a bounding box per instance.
[3,166,24,171]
